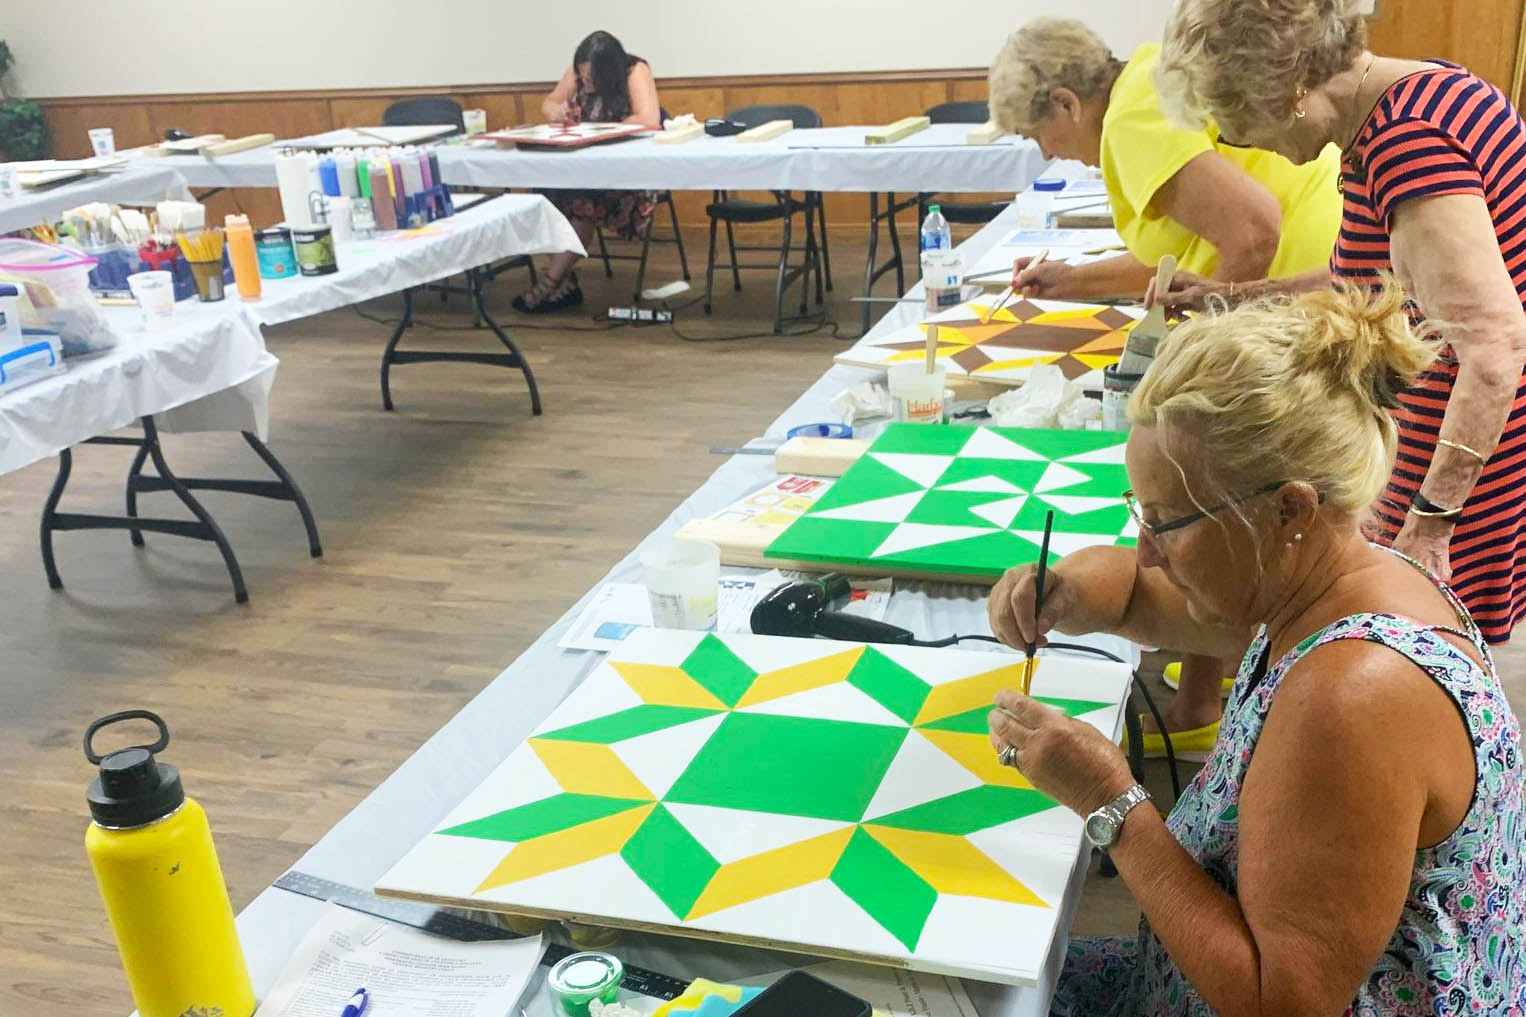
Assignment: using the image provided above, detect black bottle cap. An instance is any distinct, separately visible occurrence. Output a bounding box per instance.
[84,711,185,828]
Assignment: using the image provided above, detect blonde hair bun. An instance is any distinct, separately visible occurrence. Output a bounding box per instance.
[1130,280,1437,515]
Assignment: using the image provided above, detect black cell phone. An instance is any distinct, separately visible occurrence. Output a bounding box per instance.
[733,971,871,1017]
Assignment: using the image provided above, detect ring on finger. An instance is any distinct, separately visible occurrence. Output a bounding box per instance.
[998,744,1017,768]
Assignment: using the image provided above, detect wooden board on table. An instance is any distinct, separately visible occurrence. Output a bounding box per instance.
[835,295,1141,390]
[736,119,794,143]
[765,424,1138,583]
[286,124,456,149]
[140,133,225,157]
[774,436,870,477]
[375,627,1132,986]
[652,122,705,145]
[966,122,1003,145]
[865,116,931,145]
[202,133,276,157]
[478,122,650,149]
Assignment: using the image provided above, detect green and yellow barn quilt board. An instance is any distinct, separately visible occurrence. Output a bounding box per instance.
[375,630,1131,985]
[764,425,1136,583]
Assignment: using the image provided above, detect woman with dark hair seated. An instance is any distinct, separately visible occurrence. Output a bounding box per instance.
[514,30,662,313]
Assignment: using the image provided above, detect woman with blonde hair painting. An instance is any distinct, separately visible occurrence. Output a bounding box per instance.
[987,18,1346,755]
[986,284,1525,1015]
[1153,0,1526,650]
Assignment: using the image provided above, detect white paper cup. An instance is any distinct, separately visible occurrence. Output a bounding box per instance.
[642,538,719,631]
[326,196,353,245]
[127,271,175,330]
[0,166,17,200]
[888,363,949,424]
[88,127,116,158]
[463,109,487,135]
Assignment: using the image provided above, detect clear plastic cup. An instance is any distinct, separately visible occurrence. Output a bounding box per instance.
[88,127,116,158]
[463,109,487,135]
[127,271,175,330]
[641,538,719,631]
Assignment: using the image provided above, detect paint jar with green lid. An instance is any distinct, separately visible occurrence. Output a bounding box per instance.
[548,951,623,1016]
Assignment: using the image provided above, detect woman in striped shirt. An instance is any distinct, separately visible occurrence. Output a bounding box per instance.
[1153,0,1526,646]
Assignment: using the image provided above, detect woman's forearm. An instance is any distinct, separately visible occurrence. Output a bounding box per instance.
[1059,252,1157,300]
[1419,351,1522,511]
[1110,809,1267,1017]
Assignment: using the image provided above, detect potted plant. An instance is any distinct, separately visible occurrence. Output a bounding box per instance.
[0,39,52,161]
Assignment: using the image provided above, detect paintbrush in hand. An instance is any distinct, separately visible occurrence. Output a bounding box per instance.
[985,249,1048,324]
[1022,509,1055,695]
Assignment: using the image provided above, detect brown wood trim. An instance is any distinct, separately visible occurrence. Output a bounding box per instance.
[34,67,988,108]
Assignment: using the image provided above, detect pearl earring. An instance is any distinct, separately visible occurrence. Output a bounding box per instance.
[1294,532,1304,542]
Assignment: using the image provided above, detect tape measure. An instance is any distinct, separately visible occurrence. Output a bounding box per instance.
[272,870,691,1000]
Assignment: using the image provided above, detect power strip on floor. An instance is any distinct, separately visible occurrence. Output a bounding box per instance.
[606,306,674,323]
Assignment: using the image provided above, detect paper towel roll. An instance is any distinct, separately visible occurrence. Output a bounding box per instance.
[275,150,317,228]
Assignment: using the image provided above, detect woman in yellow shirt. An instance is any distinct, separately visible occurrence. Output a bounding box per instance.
[990,18,1341,299]
[988,18,1343,753]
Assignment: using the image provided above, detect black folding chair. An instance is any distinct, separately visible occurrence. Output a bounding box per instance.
[703,104,831,333]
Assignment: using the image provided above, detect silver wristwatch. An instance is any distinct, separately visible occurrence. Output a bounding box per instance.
[1084,784,1151,849]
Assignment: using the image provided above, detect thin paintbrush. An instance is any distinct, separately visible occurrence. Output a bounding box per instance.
[983,249,1047,325]
[1023,509,1055,695]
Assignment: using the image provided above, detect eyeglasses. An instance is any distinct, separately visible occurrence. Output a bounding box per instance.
[1123,481,1291,540]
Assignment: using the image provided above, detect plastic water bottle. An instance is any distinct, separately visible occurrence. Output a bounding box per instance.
[1015,178,1066,229]
[920,205,962,310]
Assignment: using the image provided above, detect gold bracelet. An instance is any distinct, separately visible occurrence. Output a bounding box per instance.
[1411,491,1464,520]
[1438,437,1487,466]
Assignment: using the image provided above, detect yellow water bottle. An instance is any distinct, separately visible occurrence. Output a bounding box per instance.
[83,710,255,1017]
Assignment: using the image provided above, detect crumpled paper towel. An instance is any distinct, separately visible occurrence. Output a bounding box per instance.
[663,113,699,130]
[988,363,1101,429]
[590,1001,645,1017]
[830,380,893,425]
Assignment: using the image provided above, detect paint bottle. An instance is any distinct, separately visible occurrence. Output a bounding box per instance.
[369,164,397,230]
[83,710,255,1017]
[223,214,261,301]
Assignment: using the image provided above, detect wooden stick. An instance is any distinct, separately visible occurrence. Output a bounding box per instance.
[925,322,938,373]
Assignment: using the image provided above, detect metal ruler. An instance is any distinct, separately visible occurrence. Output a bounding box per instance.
[272,870,691,1000]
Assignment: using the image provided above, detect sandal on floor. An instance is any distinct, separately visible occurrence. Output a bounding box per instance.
[1163,660,1235,697]
[512,279,583,314]
[1122,717,1221,762]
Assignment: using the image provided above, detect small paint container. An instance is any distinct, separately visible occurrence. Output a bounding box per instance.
[548,951,623,1017]
[254,228,298,279]
[1101,362,1142,433]
[888,362,949,424]
[290,225,338,277]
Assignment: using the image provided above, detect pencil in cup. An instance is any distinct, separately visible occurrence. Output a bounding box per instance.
[176,229,227,302]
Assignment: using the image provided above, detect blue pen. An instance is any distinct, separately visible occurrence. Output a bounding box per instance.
[340,988,369,1017]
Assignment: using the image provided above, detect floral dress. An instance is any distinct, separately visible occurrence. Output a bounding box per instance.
[1052,550,1526,1015]
[545,68,658,242]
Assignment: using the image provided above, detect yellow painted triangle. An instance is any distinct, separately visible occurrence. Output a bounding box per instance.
[862,826,1048,907]
[915,661,1033,725]
[919,728,1036,790]
[686,827,855,919]
[1031,308,1109,324]
[937,322,1022,344]
[611,661,728,710]
[971,355,1050,375]
[475,803,654,893]
[1072,353,1122,370]
[1073,330,1131,354]
[736,647,866,708]
[529,739,655,800]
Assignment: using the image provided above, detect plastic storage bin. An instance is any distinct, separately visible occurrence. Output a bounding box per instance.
[0,238,121,358]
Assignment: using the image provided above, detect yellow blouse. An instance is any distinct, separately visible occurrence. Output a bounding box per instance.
[1101,44,1342,278]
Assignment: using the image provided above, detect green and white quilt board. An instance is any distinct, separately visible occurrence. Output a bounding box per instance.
[374,629,1132,985]
[764,424,1136,582]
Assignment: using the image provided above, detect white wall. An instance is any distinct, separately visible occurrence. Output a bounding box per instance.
[7,0,1177,98]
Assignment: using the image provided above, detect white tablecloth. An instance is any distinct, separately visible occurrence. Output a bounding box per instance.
[228,194,1137,1017]
[0,301,274,476]
[155,126,1048,195]
[0,194,583,476]
[0,164,193,234]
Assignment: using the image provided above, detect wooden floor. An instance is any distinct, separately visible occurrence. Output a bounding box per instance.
[1,240,1521,1012]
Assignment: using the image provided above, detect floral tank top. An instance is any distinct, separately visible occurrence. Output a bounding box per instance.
[1054,551,1526,1015]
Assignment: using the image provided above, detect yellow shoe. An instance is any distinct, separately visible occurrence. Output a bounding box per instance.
[1122,717,1221,762]
[1163,661,1235,697]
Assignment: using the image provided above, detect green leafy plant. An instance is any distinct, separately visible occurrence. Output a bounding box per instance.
[0,98,50,160]
[0,39,51,160]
